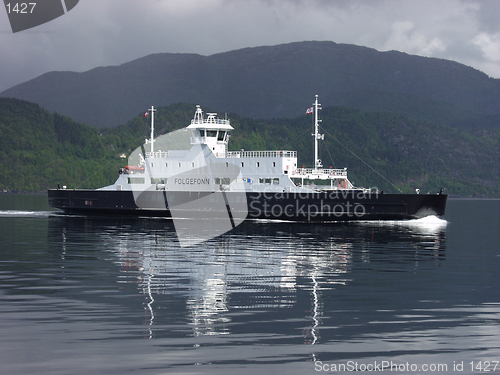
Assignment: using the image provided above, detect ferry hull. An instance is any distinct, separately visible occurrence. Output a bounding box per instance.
[48,189,447,221]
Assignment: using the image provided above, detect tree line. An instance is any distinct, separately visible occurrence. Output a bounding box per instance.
[1,98,498,196]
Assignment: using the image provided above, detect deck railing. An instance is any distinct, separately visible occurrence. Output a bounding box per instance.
[190,118,230,126]
[226,150,296,158]
[145,150,170,158]
[144,149,297,159]
[290,168,347,177]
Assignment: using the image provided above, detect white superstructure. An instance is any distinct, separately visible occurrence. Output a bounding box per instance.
[101,97,358,193]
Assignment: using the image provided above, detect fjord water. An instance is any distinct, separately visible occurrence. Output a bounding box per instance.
[0,194,499,374]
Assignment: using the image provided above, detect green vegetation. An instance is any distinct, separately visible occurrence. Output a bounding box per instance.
[0,99,199,191]
[0,98,121,191]
[1,98,499,196]
[228,107,500,196]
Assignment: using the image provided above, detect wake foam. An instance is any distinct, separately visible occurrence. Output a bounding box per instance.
[0,210,54,218]
[357,215,447,235]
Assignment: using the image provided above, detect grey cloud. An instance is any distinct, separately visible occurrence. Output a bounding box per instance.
[1,0,499,93]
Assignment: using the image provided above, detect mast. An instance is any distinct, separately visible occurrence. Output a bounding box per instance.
[312,95,324,170]
[148,106,157,154]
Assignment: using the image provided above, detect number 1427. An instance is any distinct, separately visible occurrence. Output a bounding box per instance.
[6,3,37,14]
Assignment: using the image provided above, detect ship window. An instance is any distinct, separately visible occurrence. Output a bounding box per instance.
[273,162,276,167]
[207,130,217,138]
[165,163,168,168]
[128,177,145,184]
[151,163,153,167]
[265,178,272,184]
[259,178,264,184]
[273,178,280,185]
[257,162,260,167]
[200,129,206,137]
[192,162,195,167]
[178,163,181,167]
[241,162,244,167]
[225,162,229,167]
[218,131,226,142]
[214,177,230,185]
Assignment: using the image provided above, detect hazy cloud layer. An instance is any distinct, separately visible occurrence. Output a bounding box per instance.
[1,0,499,93]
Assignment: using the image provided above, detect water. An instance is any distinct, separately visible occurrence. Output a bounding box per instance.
[0,194,499,374]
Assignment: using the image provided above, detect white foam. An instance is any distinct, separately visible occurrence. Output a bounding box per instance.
[356,215,447,236]
[0,210,54,217]
[408,215,447,225]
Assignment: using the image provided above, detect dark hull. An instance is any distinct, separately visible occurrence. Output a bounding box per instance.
[48,189,447,221]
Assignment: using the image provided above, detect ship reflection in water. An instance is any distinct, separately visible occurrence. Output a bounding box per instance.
[49,215,447,344]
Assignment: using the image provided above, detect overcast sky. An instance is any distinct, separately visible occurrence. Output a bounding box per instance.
[1,0,500,93]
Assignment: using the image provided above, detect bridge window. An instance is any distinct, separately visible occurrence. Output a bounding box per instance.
[207,130,217,138]
[218,131,226,142]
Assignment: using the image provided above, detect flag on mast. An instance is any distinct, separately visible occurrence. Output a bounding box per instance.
[305,106,313,114]
[143,111,149,117]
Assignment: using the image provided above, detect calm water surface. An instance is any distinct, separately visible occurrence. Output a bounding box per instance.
[0,194,499,374]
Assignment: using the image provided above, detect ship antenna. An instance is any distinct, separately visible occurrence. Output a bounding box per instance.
[148,105,157,155]
[312,95,324,170]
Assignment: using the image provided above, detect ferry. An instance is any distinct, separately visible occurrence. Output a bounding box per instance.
[48,96,447,223]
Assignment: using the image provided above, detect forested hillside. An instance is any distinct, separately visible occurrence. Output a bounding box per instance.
[1,98,499,196]
[0,99,122,191]
[0,99,200,191]
[227,108,500,196]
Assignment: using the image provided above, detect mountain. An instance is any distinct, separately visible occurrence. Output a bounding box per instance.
[2,41,500,129]
[1,97,499,196]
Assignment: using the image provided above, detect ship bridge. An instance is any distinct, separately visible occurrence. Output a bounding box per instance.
[187,105,233,157]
